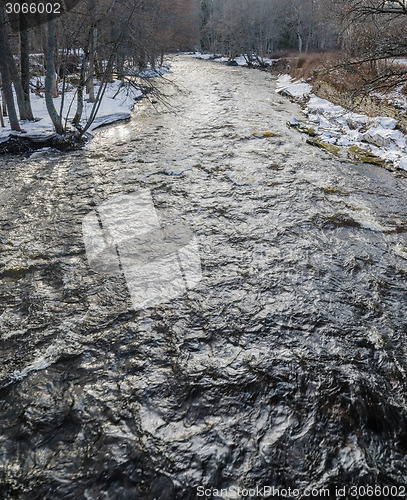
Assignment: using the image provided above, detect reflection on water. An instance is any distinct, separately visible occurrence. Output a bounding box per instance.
[1,55,407,499]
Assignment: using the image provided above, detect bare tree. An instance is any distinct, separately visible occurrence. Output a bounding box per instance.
[1,0,200,141]
[19,13,35,120]
[0,4,21,131]
[0,5,34,121]
[45,15,64,134]
[199,0,341,58]
[331,0,407,93]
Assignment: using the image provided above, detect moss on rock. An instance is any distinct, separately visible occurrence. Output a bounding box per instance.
[347,146,387,167]
[306,138,340,156]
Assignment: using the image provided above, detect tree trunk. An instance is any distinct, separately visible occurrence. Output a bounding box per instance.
[117,52,125,81]
[87,25,96,102]
[51,72,58,97]
[0,86,4,126]
[298,32,303,53]
[1,8,29,120]
[0,63,21,132]
[19,13,34,120]
[0,7,21,131]
[72,59,87,129]
[5,41,28,120]
[1,87,7,116]
[305,0,314,53]
[45,16,63,135]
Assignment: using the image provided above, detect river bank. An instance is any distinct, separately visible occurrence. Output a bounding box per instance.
[276,74,407,173]
[0,79,144,155]
[2,56,407,497]
[193,51,407,173]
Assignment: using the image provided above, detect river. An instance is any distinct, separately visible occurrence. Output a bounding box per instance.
[1,55,407,499]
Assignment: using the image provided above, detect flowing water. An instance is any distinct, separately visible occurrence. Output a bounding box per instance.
[1,56,407,499]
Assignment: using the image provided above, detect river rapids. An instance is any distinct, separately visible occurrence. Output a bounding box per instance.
[1,56,407,499]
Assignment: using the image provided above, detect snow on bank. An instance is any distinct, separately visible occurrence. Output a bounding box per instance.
[125,64,171,79]
[0,80,143,144]
[275,74,312,99]
[191,52,276,68]
[276,75,407,171]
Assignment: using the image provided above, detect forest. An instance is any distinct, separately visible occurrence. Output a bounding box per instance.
[1,0,407,144]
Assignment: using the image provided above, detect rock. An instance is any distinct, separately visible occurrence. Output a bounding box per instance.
[361,129,392,148]
[398,156,407,171]
[289,117,299,126]
[306,138,340,156]
[0,131,90,155]
[251,130,279,138]
[29,148,58,159]
[369,116,397,130]
[280,89,293,98]
[347,145,387,167]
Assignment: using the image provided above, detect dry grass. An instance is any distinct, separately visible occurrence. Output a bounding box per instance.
[270,51,405,94]
[269,50,338,81]
[270,51,407,132]
[290,52,338,81]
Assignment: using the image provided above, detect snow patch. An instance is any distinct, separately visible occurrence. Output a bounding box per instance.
[125,64,171,78]
[276,74,312,99]
[0,79,144,143]
[399,156,407,171]
[190,52,275,68]
[278,74,407,170]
